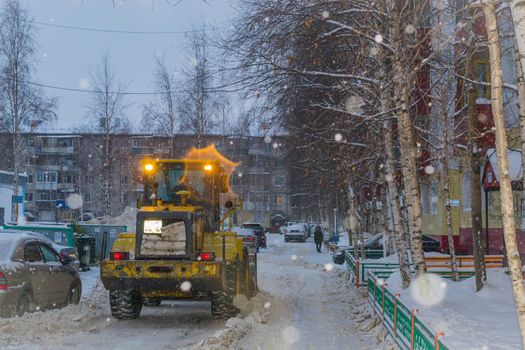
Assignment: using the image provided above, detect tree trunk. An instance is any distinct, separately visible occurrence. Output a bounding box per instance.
[394,79,426,276]
[104,131,111,216]
[348,184,360,260]
[384,118,411,288]
[484,1,525,345]
[11,131,19,222]
[466,82,487,291]
[514,38,525,231]
[440,82,459,280]
[442,155,459,280]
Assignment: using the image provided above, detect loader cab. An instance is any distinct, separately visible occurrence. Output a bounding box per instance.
[137,159,229,260]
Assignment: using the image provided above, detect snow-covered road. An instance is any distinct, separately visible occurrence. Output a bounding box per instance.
[0,235,382,350]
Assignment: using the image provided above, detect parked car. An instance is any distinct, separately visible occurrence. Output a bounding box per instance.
[233,227,259,252]
[240,222,267,248]
[332,246,350,265]
[20,231,80,270]
[360,233,440,252]
[0,230,81,318]
[284,224,308,242]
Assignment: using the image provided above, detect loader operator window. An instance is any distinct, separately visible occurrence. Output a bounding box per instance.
[154,163,213,205]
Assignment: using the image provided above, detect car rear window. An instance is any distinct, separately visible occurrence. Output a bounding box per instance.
[241,224,262,230]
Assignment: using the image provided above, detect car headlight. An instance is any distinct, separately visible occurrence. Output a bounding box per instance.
[144,220,162,233]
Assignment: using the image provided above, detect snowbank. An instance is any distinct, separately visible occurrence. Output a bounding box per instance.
[386,269,520,349]
[85,207,138,232]
[0,274,108,350]
[196,291,271,350]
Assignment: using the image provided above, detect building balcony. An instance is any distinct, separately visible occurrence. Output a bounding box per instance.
[36,146,77,155]
[58,183,77,192]
[35,182,58,190]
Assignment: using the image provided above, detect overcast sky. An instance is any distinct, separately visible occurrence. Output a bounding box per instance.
[19,0,236,131]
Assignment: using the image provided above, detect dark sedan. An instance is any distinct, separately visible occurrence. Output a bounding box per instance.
[0,230,81,318]
[241,222,267,248]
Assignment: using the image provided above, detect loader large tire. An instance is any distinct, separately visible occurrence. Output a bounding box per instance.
[211,263,239,319]
[109,289,143,320]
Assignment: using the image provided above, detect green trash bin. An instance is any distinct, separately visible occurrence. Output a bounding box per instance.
[76,234,96,271]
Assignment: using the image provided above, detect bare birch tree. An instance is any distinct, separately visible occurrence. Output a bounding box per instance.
[142,56,178,157]
[483,0,525,344]
[86,53,129,216]
[0,0,56,221]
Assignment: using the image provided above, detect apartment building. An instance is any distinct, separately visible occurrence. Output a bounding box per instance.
[0,133,290,227]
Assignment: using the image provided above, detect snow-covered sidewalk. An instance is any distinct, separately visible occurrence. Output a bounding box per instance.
[235,234,383,350]
[387,269,521,349]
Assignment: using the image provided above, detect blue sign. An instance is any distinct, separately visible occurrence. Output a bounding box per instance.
[55,199,67,209]
[11,195,23,204]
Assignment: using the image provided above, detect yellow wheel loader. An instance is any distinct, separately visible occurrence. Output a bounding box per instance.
[100,159,257,320]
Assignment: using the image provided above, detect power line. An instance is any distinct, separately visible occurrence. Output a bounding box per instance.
[27,81,177,95]
[32,20,218,35]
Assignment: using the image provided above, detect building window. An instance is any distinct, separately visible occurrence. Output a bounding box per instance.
[275,195,283,205]
[25,193,33,202]
[475,61,490,100]
[273,176,284,186]
[84,193,92,203]
[420,182,431,215]
[27,175,33,184]
[462,171,472,212]
[431,180,439,215]
[36,171,57,183]
[62,175,76,183]
[121,175,129,185]
[38,192,56,201]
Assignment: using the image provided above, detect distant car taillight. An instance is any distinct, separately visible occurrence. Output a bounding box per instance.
[110,252,130,260]
[197,252,215,261]
[245,236,254,241]
[0,271,7,290]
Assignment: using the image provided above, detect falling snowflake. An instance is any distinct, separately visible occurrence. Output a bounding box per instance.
[264,301,271,309]
[264,17,269,23]
[66,193,83,210]
[180,281,192,292]
[282,326,301,344]
[238,172,243,178]
[405,24,416,34]
[78,78,90,90]
[334,133,342,142]
[424,165,435,175]
[410,273,447,307]
[374,34,383,44]
[264,135,272,144]
[291,254,298,261]
[324,263,334,271]
[322,11,329,18]
[273,142,279,149]
[477,113,488,123]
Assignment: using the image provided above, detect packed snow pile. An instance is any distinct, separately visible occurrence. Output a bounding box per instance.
[197,291,271,350]
[0,279,108,350]
[387,269,520,349]
[86,206,138,232]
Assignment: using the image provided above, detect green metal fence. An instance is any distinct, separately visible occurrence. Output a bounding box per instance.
[344,252,487,287]
[367,271,449,350]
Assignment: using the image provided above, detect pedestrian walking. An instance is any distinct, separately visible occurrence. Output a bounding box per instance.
[314,226,323,253]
